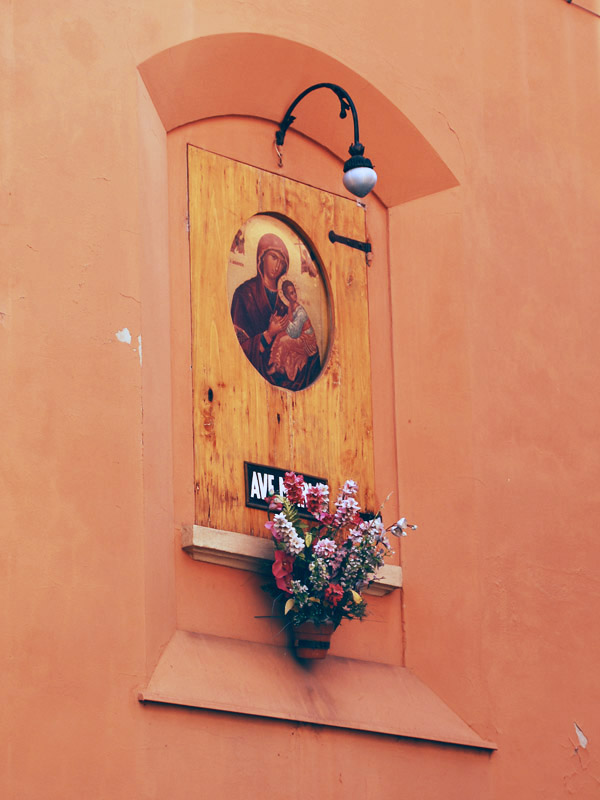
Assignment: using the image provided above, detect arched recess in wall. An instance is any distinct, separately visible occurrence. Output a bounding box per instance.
[135,32,462,665]
[138,33,458,208]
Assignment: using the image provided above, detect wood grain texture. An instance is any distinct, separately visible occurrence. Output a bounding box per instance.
[188,146,375,536]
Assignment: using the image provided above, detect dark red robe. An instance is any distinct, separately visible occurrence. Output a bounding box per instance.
[231,273,320,390]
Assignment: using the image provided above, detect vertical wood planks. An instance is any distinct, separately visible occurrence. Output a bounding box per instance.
[188,146,375,536]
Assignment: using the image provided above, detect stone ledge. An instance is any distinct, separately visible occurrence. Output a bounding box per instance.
[139,630,496,750]
[181,524,402,595]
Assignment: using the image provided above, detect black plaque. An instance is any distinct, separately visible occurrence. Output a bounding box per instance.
[244,461,327,515]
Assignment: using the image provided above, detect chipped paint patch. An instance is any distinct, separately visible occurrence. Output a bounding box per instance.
[138,334,142,366]
[575,723,588,749]
[116,327,132,344]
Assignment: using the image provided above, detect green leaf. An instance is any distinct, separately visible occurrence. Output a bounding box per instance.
[305,533,313,548]
[350,590,362,605]
[284,598,295,615]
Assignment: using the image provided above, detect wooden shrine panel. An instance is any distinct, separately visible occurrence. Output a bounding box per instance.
[188,145,374,537]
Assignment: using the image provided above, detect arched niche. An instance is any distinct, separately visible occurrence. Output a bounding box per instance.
[138,33,458,208]
[134,33,461,664]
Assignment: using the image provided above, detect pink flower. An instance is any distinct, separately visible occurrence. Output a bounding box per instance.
[342,479,358,497]
[333,496,361,527]
[347,527,363,543]
[324,583,344,606]
[305,482,330,517]
[272,550,295,593]
[264,518,286,542]
[267,512,295,542]
[313,538,337,558]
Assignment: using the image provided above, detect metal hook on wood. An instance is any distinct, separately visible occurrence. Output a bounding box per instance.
[274,140,283,168]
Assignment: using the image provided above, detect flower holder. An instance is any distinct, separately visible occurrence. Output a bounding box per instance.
[293,621,336,660]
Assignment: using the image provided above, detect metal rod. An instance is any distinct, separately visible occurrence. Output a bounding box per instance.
[564,0,600,18]
[328,230,372,254]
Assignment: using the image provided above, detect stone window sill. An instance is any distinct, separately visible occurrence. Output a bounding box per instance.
[182,525,402,596]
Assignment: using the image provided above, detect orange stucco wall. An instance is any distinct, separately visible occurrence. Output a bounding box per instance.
[3,2,600,798]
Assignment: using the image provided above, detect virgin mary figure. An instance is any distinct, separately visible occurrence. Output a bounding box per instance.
[230,232,320,390]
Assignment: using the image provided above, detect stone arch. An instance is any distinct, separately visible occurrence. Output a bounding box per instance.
[138,33,458,208]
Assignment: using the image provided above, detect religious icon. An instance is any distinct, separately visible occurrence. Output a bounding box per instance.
[228,215,330,391]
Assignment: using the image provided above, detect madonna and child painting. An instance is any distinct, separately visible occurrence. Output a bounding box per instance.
[228,215,330,391]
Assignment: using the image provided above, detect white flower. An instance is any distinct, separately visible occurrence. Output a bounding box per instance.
[273,513,296,539]
[285,530,306,555]
[389,517,418,537]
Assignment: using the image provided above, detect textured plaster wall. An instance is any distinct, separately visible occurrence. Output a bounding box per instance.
[389,4,600,798]
[2,1,600,798]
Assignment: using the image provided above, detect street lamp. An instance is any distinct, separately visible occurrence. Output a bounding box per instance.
[275,83,378,198]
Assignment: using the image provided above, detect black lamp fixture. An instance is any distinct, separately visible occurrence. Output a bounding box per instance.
[275,83,378,198]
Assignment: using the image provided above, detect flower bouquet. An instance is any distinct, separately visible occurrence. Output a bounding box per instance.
[265,471,416,659]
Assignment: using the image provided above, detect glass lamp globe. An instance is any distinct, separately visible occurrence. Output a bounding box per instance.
[342,166,378,198]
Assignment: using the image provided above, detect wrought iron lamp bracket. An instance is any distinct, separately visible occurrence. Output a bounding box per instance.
[275,83,360,149]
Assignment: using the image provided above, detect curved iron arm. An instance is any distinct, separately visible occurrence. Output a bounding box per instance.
[275,83,365,157]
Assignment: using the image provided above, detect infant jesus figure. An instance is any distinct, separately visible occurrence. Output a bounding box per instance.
[267,279,320,385]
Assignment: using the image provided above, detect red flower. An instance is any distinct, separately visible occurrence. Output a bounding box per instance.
[267,494,283,512]
[283,471,305,505]
[272,550,295,593]
[324,583,344,606]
